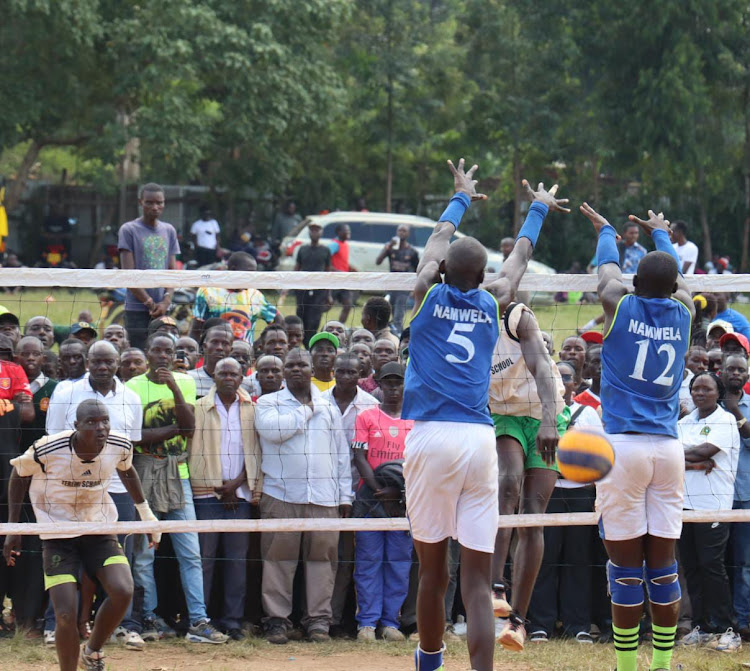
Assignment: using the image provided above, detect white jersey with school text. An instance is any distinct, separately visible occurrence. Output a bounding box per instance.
[11,430,133,540]
[488,303,565,420]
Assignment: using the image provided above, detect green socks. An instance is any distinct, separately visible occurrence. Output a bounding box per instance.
[651,624,676,670]
[613,624,639,671]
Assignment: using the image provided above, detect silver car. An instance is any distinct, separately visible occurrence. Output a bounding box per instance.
[278,211,556,302]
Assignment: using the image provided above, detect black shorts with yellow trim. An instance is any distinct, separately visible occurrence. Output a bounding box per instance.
[42,535,128,591]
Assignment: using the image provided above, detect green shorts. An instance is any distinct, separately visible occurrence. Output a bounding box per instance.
[492,408,571,471]
[42,535,128,591]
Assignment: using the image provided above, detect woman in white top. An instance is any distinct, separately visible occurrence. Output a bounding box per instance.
[527,361,603,643]
[678,371,740,641]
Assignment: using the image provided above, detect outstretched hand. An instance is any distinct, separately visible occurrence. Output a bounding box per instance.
[448,158,487,202]
[522,180,570,213]
[628,209,670,237]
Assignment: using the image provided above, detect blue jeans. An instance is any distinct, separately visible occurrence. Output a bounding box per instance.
[133,479,207,625]
[193,497,251,630]
[354,529,412,629]
[45,492,140,632]
[734,499,750,626]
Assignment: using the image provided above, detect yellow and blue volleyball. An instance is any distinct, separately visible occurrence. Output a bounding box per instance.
[556,428,615,484]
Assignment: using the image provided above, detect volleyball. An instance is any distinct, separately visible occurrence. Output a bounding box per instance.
[556,428,615,484]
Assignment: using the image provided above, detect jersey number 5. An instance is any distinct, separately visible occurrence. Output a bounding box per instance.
[629,338,676,386]
[446,324,476,364]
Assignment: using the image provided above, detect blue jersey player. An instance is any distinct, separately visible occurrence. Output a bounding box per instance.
[580,203,694,671]
[403,158,569,671]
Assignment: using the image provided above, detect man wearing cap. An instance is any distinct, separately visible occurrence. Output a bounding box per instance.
[572,345,602,413]
[707,319,735,351]
[70,322,98,346]
[295,221,332,347]
[310,332,339,392]
[352,361,413,642]
[255,348,352,644]
[118,183,180,350]
[148,316,180,341]
[0,308,21,346]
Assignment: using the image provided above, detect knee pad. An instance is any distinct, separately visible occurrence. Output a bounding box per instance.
[606,560,644,607]
[646,561,681,606]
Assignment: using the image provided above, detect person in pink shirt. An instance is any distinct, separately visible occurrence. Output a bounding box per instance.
[352,362,414,642]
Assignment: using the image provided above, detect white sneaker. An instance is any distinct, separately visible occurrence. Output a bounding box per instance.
[712,627,742,653]
[110,626,145,651]
[43,629,55,647]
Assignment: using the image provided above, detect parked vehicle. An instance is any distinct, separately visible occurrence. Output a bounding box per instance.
[278,211,556,302]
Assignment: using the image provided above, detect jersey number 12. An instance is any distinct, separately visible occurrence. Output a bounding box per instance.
[629,338,676,386]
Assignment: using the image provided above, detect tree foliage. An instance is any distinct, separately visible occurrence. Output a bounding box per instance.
[1,0,749,270]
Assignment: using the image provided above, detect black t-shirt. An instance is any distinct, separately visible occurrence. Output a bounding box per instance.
[297,244,331,272]
[387,245,419,273]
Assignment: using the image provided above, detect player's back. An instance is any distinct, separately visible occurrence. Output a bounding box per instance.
[402,282,499,425]
[601,293,691,437]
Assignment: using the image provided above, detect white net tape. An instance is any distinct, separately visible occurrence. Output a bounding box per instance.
[2,268,749,291]
[3,509,748,536]
[3,268,749,538]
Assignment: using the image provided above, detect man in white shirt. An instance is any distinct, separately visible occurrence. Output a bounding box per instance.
[191,207,221,266]
[255,348,353,645]
[321,352,378,633]
[45,340,146,649]
[671,220,699,275]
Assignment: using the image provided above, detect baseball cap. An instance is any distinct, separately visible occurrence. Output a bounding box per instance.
[707,319,734,336]
[377,361,406,380]
[308,332,340,350]
[0,307,20,326]
[720,332,750,356]
[148,316,178,336]
[70,321,97,336]
[580,331,603,345]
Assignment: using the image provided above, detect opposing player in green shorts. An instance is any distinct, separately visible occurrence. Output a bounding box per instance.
[489,302,569,651]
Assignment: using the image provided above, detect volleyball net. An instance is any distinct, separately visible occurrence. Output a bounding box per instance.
[0,267,748,536]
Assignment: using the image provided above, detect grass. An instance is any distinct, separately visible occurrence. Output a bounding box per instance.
[1,632,748,670]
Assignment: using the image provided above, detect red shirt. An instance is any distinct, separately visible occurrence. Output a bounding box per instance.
[330,239,350,272]
[353,407,414,482]
[572,388,601,411]
[0,361,31,400]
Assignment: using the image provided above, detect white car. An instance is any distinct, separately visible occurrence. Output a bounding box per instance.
[278,211,556,302]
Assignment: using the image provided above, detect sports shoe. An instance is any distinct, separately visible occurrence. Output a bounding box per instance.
[44,629,55,647]
[266,622,288,645]
[529,630,548,642]
[497,612,527,652]
[492,583,511,618]
[109,626,145,651]
[141,615,176,641]
[78,644,105,671]
[308,627,330,643]
[186,619,229,644]
[227,628,245,641]
[678,625,714,647]
[710,627,742,653]
[575,631,594,644]
[382,626,405,642]
[357,626,376,642]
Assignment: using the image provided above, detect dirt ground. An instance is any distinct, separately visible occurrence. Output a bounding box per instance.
[3,635,748,671]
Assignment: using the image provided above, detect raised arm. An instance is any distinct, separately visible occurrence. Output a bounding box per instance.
[487,181,570,312]
[517,309,561,465]
[628,210,695,320]
[579,203,627,334]
[412,158,487,312]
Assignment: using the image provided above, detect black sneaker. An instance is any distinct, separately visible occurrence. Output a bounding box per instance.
[228,628,245,641]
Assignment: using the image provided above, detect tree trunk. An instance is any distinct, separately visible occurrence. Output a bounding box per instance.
[742,173,750,273]
[5,140,43,213]
[697,165,712,263]
[512,146,522,235]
